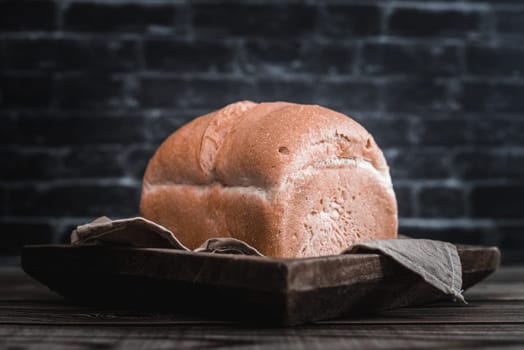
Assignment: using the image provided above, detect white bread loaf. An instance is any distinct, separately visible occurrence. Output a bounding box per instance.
[140,101,398,258]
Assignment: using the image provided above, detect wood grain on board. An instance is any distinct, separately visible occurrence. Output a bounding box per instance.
[20,244,500,325]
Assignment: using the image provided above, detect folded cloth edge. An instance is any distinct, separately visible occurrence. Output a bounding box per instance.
[344,240,466,304]
[71,216,190,250]
[71,216,465,303]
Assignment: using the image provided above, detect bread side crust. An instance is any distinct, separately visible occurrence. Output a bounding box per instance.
[278,159,397,257]
[141,156,396,257]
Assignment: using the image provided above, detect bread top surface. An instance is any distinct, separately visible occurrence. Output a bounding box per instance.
[143,101,390,191]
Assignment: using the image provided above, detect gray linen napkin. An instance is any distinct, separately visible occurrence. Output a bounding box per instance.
[71,216,465,303]
[343,240,464,303]
[71,216,189,250]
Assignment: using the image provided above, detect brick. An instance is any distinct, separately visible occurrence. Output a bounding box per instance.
[320,5,381,36]
[496,10,524,36]
[498,225,524,264]
[59,148,126,178]
[123,147,156,180]
[384,79,448,112]
[243,40,356,75]
[388,150,451,179]
[467,46,524,76]
[459,81,524,112]
[0,74,53,108]
[418,187,465,218]
[55,75,129,110]
[140,78,255,109]
[302,43,355,75]
[360,119,411,148]
[453,151,506,180]
[193,3,316,37]
[64,3,176,32]
[0,41,6,71]
[469,119,524,145]
[315,81,380,111]
[413,119,467,146]
[393,185,413,217]
[0,148,126,181]
[388,8,482,37]
[471,185,524,218]
[0,186,7,216]
[0,148,61,181]
[10,114,145,146]
[243,40,302,73]
[139,78,184,108]
[0,220,53,254]
[399,224,491,246]
[144,40,234,72]
[256,79,315,104]
[0,0,56,31]
[10,184,141,217]
[362,43,460,76]
[0,113,17,145]
[453,150,524,180]
[4,39,138,72]
[505,153,524,179]
[144,111,198,145]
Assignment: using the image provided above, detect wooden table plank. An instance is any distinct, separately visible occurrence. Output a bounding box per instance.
[1,266,523,349]
[1,324,523,350]
[5,269,522,303]
[464,266,524,301]
[0,300,523,325]
[0,267,59,301]
[1,267,524,325]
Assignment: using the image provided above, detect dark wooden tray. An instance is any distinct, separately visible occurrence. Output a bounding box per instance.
[22,244,500,326]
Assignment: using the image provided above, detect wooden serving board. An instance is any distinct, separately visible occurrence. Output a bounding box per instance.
[21,244,500,326]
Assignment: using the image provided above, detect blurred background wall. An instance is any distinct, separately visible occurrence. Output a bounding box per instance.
[1,0,523,264]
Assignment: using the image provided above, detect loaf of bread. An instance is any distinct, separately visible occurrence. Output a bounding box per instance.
[140,101,398,258]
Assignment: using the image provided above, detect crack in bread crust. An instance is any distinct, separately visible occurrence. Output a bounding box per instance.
[198,101,257,179]
[144,182,269,200]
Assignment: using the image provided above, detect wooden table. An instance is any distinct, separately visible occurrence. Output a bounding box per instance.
[1,266,523,349]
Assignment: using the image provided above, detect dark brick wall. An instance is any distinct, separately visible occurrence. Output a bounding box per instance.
[1,0,523,264]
